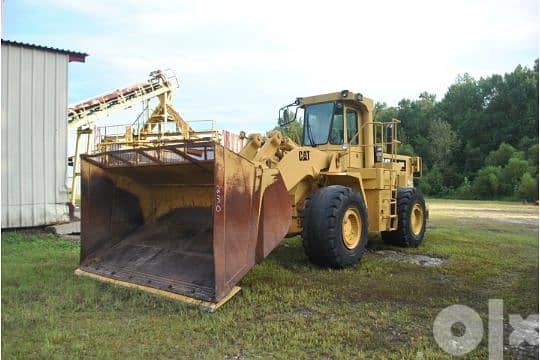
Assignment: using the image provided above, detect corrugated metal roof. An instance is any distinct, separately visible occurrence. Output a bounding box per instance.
[1,39,88,62]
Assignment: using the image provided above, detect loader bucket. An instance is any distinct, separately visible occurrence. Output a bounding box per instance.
[77,142,291,306]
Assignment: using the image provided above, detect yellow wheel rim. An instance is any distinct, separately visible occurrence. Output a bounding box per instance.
[342,207,361,250]
[410,203,424,236]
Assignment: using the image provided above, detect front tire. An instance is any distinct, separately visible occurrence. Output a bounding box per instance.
[301,185,368,268]
[381,187,426,247]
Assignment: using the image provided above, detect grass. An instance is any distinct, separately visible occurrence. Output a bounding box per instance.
[2,199,538,359]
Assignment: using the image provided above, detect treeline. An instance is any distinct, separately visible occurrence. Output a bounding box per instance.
[374,59,538,200]
[275,60,538,201]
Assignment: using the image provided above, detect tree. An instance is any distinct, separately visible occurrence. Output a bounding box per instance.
[373,102,398,122]
[455,177,473,199]
[279,119,303,144]
[438,73,484,138]
[438,62,538,180]
[396,93,439,160]
[397,143,415,156]
[426,119,459,169]
[273,110,303,144]
[472,166,502,198]
[500,157,529,195]
[527,144,539,176]
[418,167,444,196]
[518,172,538,202]
[485,143,517,167]
[461,141,484,179]
[267,59,539,200]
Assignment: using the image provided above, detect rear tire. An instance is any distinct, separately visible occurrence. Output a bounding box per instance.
[381,187,426,247]
[301,185,368,268]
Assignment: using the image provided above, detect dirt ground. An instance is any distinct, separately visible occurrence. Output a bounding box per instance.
[428,200,539,226]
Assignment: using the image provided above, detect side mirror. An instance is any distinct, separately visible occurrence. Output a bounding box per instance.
[279,108,293,126]
[283,110,290,124]
[278,101,300,126]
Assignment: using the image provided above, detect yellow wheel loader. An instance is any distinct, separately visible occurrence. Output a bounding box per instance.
[76,90,427,310]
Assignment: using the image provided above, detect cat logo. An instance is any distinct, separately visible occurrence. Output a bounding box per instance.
[299,150,310,161]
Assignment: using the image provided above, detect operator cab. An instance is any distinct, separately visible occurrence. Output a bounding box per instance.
[278,90,365,148]
[302,101,360,147]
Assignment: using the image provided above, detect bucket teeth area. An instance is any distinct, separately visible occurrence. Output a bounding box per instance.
[81,207,216,301]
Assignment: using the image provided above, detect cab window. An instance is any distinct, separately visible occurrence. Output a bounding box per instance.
[302,102,334,146]
[329,103,344,144]
[346,109,359,145]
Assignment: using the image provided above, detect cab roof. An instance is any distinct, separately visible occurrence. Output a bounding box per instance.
[298,90,373,109]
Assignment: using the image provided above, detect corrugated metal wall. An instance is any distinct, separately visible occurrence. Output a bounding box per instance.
[1,43,70,227]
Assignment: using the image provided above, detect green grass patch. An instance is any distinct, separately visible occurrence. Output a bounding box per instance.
[2,200,538,359]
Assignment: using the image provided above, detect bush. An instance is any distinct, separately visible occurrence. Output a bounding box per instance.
[527,144,539,175]
[397,143,415,156]
[472,166,502,198]
[418,167,444,195]
[518,172,538,202]
[485,143,517,167]
[455,177,474,199]
[518,136,537,150]
[501,157,529,195]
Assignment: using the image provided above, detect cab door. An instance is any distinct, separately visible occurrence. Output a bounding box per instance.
[345,107,363,168]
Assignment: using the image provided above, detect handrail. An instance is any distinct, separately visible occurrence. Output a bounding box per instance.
[347,118,401,162]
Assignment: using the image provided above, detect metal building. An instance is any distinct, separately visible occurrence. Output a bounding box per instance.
[1,39,87,228]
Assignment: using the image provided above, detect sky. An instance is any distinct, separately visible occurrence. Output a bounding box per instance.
[2,0,539,137]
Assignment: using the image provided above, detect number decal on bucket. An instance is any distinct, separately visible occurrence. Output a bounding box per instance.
[215,185,223,213]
